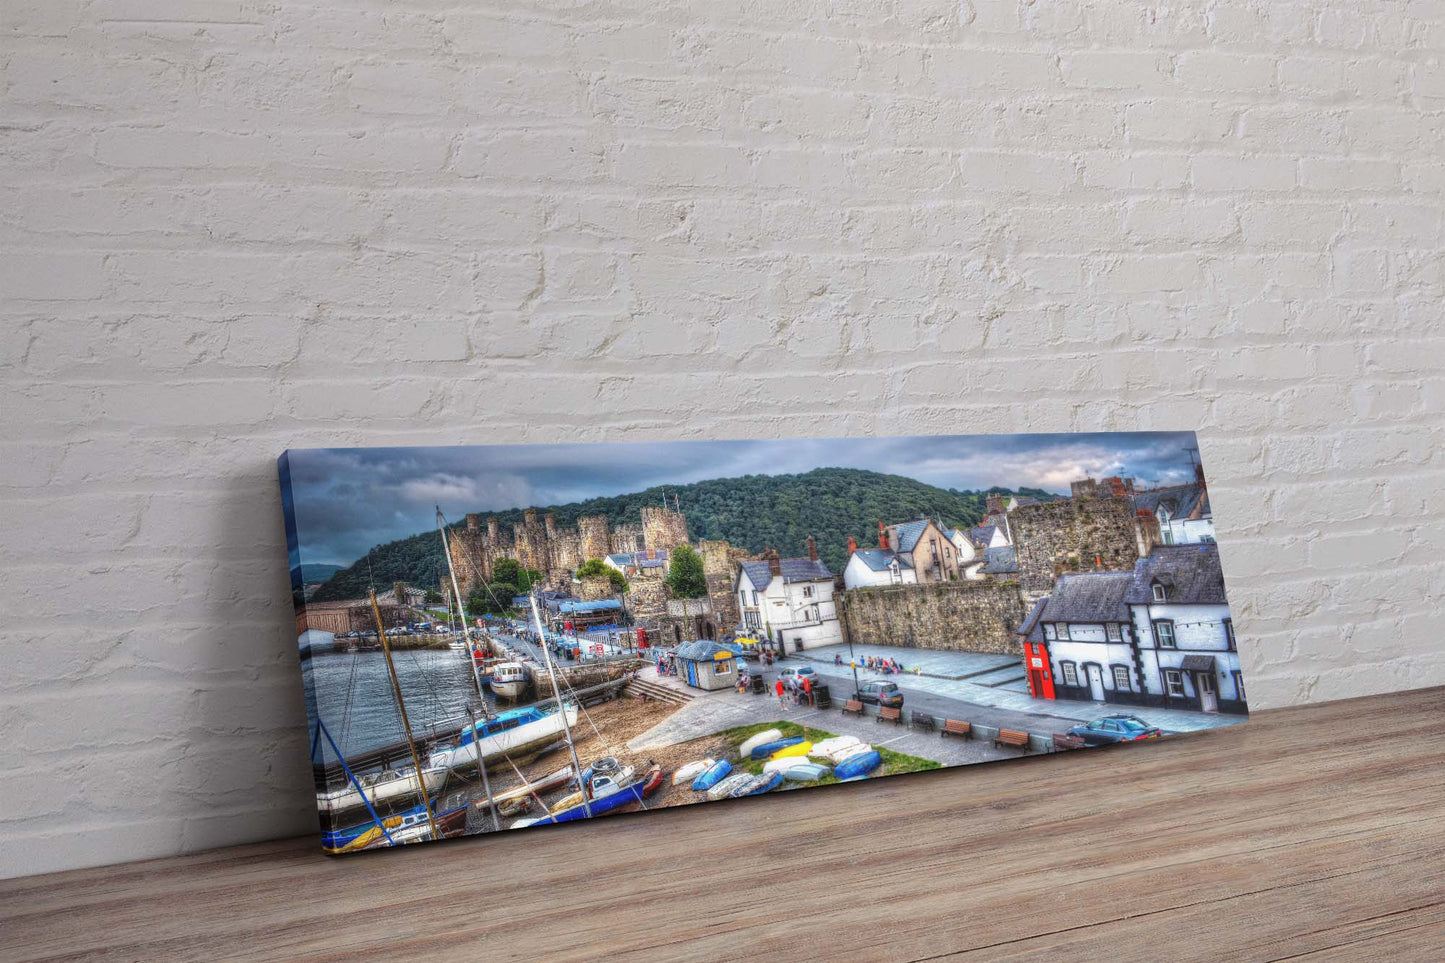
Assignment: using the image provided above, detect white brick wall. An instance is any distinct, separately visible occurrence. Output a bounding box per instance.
[3,0,1443,879]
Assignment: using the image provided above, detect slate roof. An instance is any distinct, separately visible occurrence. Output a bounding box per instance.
[980,545,1018,574]
[891,519,932,553]
[609,549,670,569]
[1132,483,1210,520]
[1019,598,1049,642]
[1012,496,1040,508]
[969,524,998,547]
[1039,571,1135,623]
[739,557,834,589]
[851,549,914,572]
[675,640,740,663]
[1125,544,1227,605]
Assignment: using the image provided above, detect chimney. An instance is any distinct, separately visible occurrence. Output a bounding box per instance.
[877,520,890,551]
[763,546,781,576]
[465,513,481,532]
[807,535,817,562]
[847,535,858,555]
[985,494,1005,515]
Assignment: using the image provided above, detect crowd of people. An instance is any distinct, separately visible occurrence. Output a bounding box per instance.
[833,652,910,675]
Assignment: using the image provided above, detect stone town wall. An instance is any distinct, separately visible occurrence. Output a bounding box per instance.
[449,510,676,594]
[837,580,1026,655]
[698,538,742,633]
[641,506,689,551]
[1009,497,1143,595]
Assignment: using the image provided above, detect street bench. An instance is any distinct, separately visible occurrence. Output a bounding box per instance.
[841,699,865,717]
[1052,733,1086,751]
[877,706,903,725]
[995,728,1030,750]
[910,710,935,733]
[941,719,971,739]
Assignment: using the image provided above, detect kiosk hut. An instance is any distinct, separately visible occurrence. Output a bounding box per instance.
[673,640,742,691]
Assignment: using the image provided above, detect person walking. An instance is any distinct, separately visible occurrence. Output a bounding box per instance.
[801,675,813,707]
[775,677,787,710]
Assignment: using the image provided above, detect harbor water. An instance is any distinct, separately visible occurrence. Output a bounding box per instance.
[306,648,497,759]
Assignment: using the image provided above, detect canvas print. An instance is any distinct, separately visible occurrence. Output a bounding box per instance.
[279,432,1247,854]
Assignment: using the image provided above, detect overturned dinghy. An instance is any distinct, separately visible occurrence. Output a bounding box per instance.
[834,750,882,781]
[738,729,783,759]
[781,762,831,782]
[707,772,755,801]
[673,759,715,786]
[691,759,732,792]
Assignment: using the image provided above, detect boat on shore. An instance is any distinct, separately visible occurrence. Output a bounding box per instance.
[478,764,576,813]
[427,703,580,771]
[317,765,450,816]
[513,759,648,827]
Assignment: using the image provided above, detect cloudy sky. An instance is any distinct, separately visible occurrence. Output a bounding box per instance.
[281,431,1204,567]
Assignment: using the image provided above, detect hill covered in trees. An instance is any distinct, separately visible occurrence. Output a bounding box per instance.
[310,468,1055,601]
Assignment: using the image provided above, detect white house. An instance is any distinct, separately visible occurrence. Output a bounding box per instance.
[1021,544,1243,714]
[1132,479,1215,546]
[843,548,918,590]
[735,546,842,654]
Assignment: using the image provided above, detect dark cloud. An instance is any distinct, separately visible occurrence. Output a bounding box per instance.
[282,431,1204,565]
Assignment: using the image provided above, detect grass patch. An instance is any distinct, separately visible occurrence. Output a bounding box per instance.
[718,719,942,784]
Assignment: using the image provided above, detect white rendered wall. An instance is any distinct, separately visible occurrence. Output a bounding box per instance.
[3,0,1444,878]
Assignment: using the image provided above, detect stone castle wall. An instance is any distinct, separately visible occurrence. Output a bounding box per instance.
[837,581,1027,655]
[641,506,689,551]
[1009,497,1143,595]
[450,508,671,595]
[698,538,741,633]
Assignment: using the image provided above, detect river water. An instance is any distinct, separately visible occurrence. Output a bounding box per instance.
[304,648,497,759]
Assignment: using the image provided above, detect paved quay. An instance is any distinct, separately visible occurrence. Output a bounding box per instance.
[626,675,1014,768]
[793,643,1248,735]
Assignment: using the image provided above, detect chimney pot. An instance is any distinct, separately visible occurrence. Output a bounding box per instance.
[807,535,817,561]
[847,535,858,555]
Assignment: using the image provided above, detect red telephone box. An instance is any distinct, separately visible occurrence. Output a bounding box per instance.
[636,627,647,650]
[1023,641,1055,700]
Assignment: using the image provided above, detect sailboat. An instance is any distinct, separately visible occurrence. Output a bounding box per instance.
[426,703,579,770]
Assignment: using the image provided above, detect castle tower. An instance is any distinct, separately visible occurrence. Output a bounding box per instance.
[487,517,500,540]
[514,510,546,573]
[544,512,558,538]
[698,539,740,633]
[578,514,612,561]
[641,505,689,552]
[466,513,481,532]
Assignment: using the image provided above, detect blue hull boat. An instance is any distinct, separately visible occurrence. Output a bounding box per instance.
[692,759,732,791]
[528,782,646,825]
[746,771,784,795]
[834,750,882,780]
[749,737,803,761]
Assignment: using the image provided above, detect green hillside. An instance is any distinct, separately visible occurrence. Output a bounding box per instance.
[310,468,1054,602]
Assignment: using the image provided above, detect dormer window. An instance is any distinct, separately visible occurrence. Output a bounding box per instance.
[1151,582,1168,602]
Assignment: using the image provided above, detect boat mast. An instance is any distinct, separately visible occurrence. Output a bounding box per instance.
[371,590,441,844]
[529,590,593,818]
[437,506,485,701]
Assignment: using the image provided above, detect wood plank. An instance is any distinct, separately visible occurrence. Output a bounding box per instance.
[2,687,1443,962]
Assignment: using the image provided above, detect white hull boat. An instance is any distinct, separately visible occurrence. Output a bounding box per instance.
[428,703,579,770]
[317,766,450,816]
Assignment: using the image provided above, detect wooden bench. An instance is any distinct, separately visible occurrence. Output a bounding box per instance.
[877,706,903,725]
[1052,733,1086,751]
[994,728,1030,750]
[841,699,865,717]
[909,710,935,733]
[941,719,971,739]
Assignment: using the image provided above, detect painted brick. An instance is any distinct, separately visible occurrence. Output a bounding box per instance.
[2,0,1443,884]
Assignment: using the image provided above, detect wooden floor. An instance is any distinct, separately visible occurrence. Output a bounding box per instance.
[5,687,1444,962]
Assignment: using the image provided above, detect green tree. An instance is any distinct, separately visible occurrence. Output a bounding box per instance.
[577,558,629,594]
[489,558,541,593]
[424,589,443,604]
[665,544,708,599]
[468,582,519,617]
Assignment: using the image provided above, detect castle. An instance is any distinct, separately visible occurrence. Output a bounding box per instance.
[448,505,688,593]
[447,503,743,640]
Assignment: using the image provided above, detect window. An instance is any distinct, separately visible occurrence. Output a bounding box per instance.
[1234,670,1246,701]
[1165,669,1186,697]
[751,591,758,606]
[1056,623,1071,641]
[1112,665,1131,691]
[1152,582,1168,602]
[1106,622,1122,642]
[1154,620,1176,648]
[1225,619,1236,651]
[1060,662,1079,686]
[1044,623,1057,641]
[714,660,731,675]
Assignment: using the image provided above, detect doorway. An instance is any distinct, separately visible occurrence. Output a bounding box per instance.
[1197,672,1218,713]
[1086,664,1105,702]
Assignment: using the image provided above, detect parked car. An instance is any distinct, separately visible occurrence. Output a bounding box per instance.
[1066,714,1162,746]
[853,680,904,708]
[777,665,820,690]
